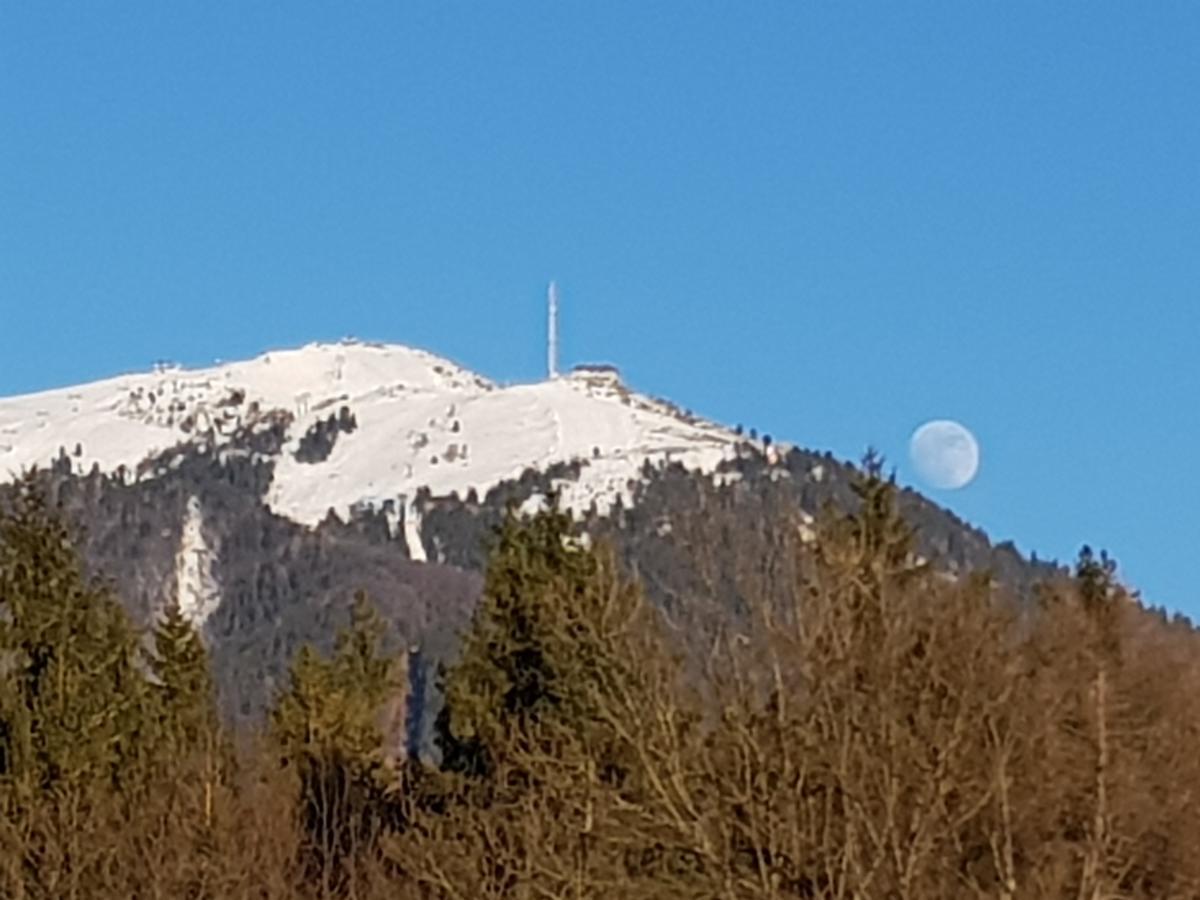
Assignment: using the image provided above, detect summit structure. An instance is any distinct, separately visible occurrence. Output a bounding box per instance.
[547,281,560,379]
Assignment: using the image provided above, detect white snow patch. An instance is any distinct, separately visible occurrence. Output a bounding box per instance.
[174,496,221,632]
[402,498,427,563]
[1,340,746,532]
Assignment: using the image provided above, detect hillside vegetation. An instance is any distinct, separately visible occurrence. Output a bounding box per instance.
[2,462,1199,899]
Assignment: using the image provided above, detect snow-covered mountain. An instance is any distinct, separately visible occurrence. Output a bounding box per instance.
[0,340,741,536]
[0,339,1054,733]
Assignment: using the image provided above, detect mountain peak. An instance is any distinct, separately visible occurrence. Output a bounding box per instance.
[1,340,740,532]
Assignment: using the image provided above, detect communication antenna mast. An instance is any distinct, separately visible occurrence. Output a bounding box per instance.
[547,280,560,379]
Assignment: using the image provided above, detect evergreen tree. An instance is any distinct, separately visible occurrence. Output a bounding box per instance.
[271,591,404,892]
[151,604,219,753]
[822,449,925,585]
[1071,545,1127,899]
[404,500,686,898]
[0,475,152,795]
[0,475,158,895]
[1075,544,1123,659]
[148,602,224,837]
[273,591,401,772]
[434,499,647,779]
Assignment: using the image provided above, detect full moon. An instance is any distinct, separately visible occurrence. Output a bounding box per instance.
[908,420,980,490]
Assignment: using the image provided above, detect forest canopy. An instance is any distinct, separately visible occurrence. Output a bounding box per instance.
[2,464,1199,899]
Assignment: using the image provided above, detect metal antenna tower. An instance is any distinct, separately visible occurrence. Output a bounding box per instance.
[547,281,560,378]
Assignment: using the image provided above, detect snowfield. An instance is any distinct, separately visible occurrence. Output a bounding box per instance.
[0,341,742,528]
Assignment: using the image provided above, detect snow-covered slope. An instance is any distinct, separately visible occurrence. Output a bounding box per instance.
[0,341,741,528]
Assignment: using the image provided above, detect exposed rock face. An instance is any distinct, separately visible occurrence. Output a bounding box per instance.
[174,495,222,633]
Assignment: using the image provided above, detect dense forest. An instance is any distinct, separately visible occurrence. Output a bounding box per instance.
[3,460,1200,899]
[11,430,1058,753]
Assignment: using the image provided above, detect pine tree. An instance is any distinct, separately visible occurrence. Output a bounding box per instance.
[1071,545,1126,900]
[818,449,925,588]
[0,474,158,895]
[434,499,648,779]
[1076,544,1122,659]
[151,604,219,752]
[273,592,401,772]
[271,591,404,893]
[405,500,686,898]
[0,475,152,795]
[149,603,223,831]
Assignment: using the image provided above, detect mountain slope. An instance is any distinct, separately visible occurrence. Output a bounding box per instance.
[0,340,1059,742]
[1,340,740,534]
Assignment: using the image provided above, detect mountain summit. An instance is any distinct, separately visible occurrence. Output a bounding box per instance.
[0,340,740,537]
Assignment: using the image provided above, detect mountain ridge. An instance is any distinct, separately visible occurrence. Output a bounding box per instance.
[0,339,743,536]
[0,339,1063,737]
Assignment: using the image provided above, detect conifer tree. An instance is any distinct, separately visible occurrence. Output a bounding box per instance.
[273,591,401,772]
[1071,545,1126,900]
[148,602,224,835]
[151,604,219,753]
[0,474,157,895]
[434,499,615,776]
[271,591,404,893]
[817,449,925,590]
[408,500,688,898]
[0,475,152,794]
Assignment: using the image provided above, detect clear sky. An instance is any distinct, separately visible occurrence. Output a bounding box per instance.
[2,4,1198,613]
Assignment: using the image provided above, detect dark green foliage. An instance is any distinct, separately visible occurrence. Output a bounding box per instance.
[1,454,1200,896]
[151,604,220,754]
[2,419,1060,751]
[0,475,153,795]
[1,440,480,737]
[295,408,359,465]
[434,499,652,786]
[272,591,406,889]
[272,591,404,774]
[435,501,591,775]
[0,477,222,896]
[1075,544,1124,657]
[817,450,928,591]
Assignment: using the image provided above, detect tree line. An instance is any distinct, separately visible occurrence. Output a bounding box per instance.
[2,461,1199,899]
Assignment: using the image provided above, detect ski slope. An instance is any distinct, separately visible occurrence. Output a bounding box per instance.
[0,340,742,527]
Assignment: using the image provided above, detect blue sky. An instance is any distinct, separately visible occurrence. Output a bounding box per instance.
[2,3,1198,613]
